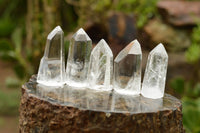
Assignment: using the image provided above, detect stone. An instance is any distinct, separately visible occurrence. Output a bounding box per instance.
[141,43,168,99]
[143,19,191,52]
[66,28,92,87]
[37,26,65,86]
[114,39,142,95]
[157,1,200,26]
[88,39,113,90]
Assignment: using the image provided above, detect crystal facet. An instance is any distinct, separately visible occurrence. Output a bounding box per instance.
[114,39,142,95]
[88,39,113,90]
[66,28,92,87]
[141,43,168,99]
[37,26,65,86]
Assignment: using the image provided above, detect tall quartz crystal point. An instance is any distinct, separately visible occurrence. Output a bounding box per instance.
[114,39,142,95]
[37,26,65,86]
[66,28,92,87]
[141,43,168,99]
[88,39,113,90]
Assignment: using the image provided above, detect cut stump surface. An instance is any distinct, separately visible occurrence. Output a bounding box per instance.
[19,75,184,133]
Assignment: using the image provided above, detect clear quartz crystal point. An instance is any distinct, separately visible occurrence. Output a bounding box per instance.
[141,43,168,99]
[37,26,65,86]
[114,39,142,95]
[88,39,113,90]
[66,28,92,87]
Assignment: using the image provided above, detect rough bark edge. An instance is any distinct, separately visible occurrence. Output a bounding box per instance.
[19,84,184,133]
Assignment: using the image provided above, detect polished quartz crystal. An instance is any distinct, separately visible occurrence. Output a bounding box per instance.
[37,26,65,86]
[141,43,168,99]
[32,75,180,114]
[88,39,113,90]
[66,28,92,87]
[114,39,142,95]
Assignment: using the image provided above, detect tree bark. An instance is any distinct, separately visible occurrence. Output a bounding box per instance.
[19,75,184,133]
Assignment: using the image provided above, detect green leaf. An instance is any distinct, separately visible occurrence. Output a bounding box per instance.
[192,24,200,43]
[182,97,200,133]
[0,51,16,61]
[184,82,199,98]
[0,90,19,115]
[170,77,184,94]
[0,39,13,51]
[186,44,200,64]
[0,17,15,37]
[11,27,22,53]
[13,64,25,79]
[5,77,21,88]
[0,38,16,61]
[193,83,200,97]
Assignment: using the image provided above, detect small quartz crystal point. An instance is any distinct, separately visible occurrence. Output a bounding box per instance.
[88,39,113,90]
[66,28,92,87]
[37,26,65,86]
[141,43,168,99]
[114,39,142,95]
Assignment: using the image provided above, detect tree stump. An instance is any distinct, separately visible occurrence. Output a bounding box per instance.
[19,75,184,133]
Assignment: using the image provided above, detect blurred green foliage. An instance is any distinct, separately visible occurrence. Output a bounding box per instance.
[182,97,200,133]
[0,0,159,84]
[5,77,21,88]
[0,90,19,115]
[114,0,158,27]
[171,78,200,98]
[186,24,200,64]
[171,78,200,132]
[67,0,158,28]
[0,0,75,84]
[0,0,28,84]
[171,22,200,132]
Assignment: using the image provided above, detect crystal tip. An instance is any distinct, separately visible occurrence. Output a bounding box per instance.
[151,43,168,57]
[128,39,142,55]
[73,28,91,41]
[94,39,113,56]
[114,39,142,63]
[47,26,63,40]
[99,39,106,43]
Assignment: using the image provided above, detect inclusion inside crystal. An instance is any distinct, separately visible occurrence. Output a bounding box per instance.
[88,39,113,90]
[66,28,92,87]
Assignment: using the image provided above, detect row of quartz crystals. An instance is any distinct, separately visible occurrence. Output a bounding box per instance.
[37,26,168,99]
